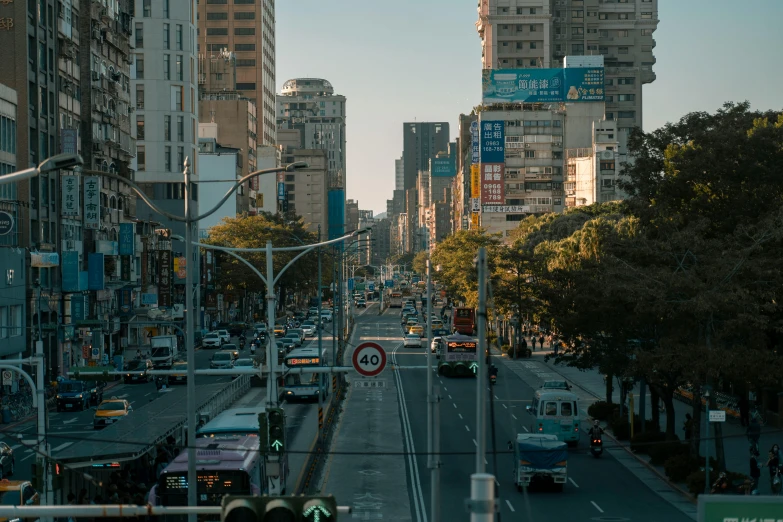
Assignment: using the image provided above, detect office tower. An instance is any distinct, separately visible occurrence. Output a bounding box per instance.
[132,0,199,239]
[402,122,449,191]
[476,0,658,135]
[197,0,276,146]
[395,155,404,191]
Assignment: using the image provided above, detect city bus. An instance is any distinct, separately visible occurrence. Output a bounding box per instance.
[452,307,476,335]
[389,292,403,308]
[281,347,327,401]
[150,436,274,518]
[196,406,265,439]
[437,334,478,377]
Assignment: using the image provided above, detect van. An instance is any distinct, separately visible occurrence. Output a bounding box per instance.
[0,479,39,520]
[526,390,581,447]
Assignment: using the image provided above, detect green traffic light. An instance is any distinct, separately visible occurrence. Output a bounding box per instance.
[470,362,478,374]
[303,505,332,522]
[271,440,283,451]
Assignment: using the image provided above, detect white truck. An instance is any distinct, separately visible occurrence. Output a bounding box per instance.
[512,433,568,492]
[150,335,178,368]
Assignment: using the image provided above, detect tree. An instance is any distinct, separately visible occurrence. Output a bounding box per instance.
[412,251,428,275]
[430,229,502,307]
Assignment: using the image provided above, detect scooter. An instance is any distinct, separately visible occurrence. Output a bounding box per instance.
[250,343,256,356]
[590,436,603,458]
[239,338,246,350]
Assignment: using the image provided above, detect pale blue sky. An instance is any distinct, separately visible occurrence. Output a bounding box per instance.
[277,1,783,215]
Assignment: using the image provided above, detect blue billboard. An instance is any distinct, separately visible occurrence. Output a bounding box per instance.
[431,157,455,177]
[480,120,505,163]
[327,189,345,240]
[277,182,286,201]
[119,223,135,255]
[88,253,105,290]
[62,251,80,292]
[481,67,605,104]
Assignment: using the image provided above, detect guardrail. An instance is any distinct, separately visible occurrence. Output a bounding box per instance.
[199,375,251,421]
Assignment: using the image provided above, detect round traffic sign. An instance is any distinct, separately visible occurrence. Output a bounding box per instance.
[352,342,387,377]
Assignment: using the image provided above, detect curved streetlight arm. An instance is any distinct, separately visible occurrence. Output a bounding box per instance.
[272,246,316,287]
[193,228,369,254]
[171,234,268,286]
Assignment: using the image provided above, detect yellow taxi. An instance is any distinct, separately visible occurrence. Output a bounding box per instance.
[409,324,424,337]
[273,325,286,337]
[170,361,188,384]
[94,397,132,430]
[0,479,39,518]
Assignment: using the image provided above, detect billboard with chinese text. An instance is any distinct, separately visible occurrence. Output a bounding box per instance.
[470,164,480,198]
[158,250,172,308]
[482,67,605,104]
[480,163,505,205]
[479,120,505,163]
[431,157,455,177]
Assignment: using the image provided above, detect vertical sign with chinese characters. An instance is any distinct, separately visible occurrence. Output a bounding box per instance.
[471,120,480,164]
[480,164,505,205]
[119,223,134,255]
[470,164,480,198]
[62,175,80,216]
[479,120,505,163]
[121,255,131,281]
[158,250,171,308]
[83,177,100,229]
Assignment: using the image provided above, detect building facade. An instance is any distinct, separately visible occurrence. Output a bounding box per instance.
[395,155,404,191]
[402,122,450,191]
[565,119,625,207]
[132,0,199,239]
[278,148,329,236]
[197,0,276,146]
[196,136,241,234]
[476,0,658,144]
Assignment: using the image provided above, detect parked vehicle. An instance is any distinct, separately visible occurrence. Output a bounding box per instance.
[512,433,568,492]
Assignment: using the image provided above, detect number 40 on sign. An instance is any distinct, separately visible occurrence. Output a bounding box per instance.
[352,342,387,377]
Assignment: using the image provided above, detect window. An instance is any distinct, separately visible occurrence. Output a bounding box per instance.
[234,11,255,19]
[0,307,6,339]
[173,86,183,111]
[207,12,228,20]
[9,305,21,337]
[137,146,146,170]
[177,146,184,169]
[163,55,170,80]
[545,402,557,416]
[618,13,629,20]
[530,41,537,49]
[600,161,615,171]
[560,402,575,416]
[206,28,228,36]
[618,47,629,54]
[234,27,255,35]
[206,0,227,3]
[163,23,169,49]
[572,27,583,35]
[617,77,635,85]
[234,43,255,51]
[571,44,583,53]
[529,59,537,66]
[571,10,583,18]
[618,94,635,102]
[164,115,171,141]
[136,115,145,140]
[176,55,183,81]
[641,29,654,36]
[529,24,537,31]
[236,82,256,90]
[176,25,183,50]
[587,11,597,17]
[524,150,535,159]
[235,0,254,3]
[236,59,256,67]
[135,22,143,48]
[135,55,144,79]
[164,146,172,171]
[143,0,151,17]
[599,13,607,20]
[602,179,615,188]
[641,12,653,19]
[177,116,184,141]
[163,0,169,18]
[618,111,636,119]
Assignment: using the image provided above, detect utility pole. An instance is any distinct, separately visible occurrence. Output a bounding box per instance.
[426,258,440,522]
[265,240,279,409]
[182,159,197,522]
[475,247,487,473]
[317,225,324,442]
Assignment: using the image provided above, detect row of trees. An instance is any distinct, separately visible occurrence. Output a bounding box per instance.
[428,103,783,469]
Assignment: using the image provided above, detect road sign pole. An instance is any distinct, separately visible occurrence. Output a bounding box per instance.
[475,248,488,474]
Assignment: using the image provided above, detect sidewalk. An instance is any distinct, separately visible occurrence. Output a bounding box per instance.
[520,338,781,495]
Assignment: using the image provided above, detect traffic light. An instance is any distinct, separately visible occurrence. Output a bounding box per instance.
[221,495,338,522]
[267,408,285,454]
[258,412,268,455]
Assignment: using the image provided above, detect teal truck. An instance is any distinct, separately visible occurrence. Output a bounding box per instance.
[512,433,568,492]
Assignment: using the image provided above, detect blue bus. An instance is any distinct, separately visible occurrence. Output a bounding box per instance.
[197,406,266,439]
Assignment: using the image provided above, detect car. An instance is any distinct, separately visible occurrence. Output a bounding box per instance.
[123,359,153,384]
[170,361,188,384]
[431,320,444,330]
[320,310,333,322]
[281,334,302,347]
[356,299,367,308]
[216,329,230,344]
[278,338,296,352]
[403,334,422,348]
[93,398,132,429]
[56,380,101,411]
[221,344,240,360]
[542,380,571,391]
[409,324,424,337]
[273,325,286,337]
[234,358,256,368]
[431,336,442,353]
[202,332,222,348]
[301,322,317,336]
[287,328,305,343]
[228,323,246,336]
[210,351,235,369]
[0,442,14,479]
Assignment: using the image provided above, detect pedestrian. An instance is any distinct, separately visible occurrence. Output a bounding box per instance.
[766,449,781,494]
[538,334,545,350]
[553,341,559,356]
[520,337,528,358]
[532,337,538,351]
[749,448,762,495]
[683,413,693,441]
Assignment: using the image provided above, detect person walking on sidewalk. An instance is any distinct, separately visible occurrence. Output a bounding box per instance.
[539,334,545,350]
[765,448,781,495]
[520,337,528,358]
[683,413,693,441]
[747,418,761,453]
[739,395,750,427]
[749,448,762,495]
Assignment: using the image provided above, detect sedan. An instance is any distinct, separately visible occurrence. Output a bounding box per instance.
[170,362,188,384]
[431,337,442,354]
[216,329,230,344]
[403,334,422,348]
[221,344,240,359]
[282,334,302,348]
[94,398,132,429]
[123,359,153,384]
[0,441,14,479]
[301,323,317,336]
[356,299,367,308]
[202,332,222,348]
[210,351,235,369]
[409,325,424,337]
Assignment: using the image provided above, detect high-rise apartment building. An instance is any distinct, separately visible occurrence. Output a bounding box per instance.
[196,0,276,146]
[476,0,658,139]
[276,78,347,191]
[132,0,199,239]
[395,156,404,191]
[402,122,450,191]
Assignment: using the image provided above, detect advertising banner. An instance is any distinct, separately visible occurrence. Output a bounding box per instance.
[277,182,286,201]
[174,256,186,280]
[471,213,480,227]
[119,223,135,255]
[71,295,86,322]
[61,175,80,216]
[480,163,505,205]
[479,121,505,163]
[431,157,455,177]
[482,205,531,213]
[470,120,479,164]
[31,252,60,268]
[84,177,100,230]
[88,253,105,290]
[121,255,131,281]
[482,67,605,104]
[118,288,133,316]
[141,293,158,306]
[62,251,80,292]
[471,198,481,212]
[158,250,172,308]
[470,164,480,198]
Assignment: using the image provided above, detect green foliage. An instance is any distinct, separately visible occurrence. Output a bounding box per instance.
[663,455,700,483]
[630,431,666,454]
[587,401,618,421]
[430,229,501,307]
[648,439,688,466]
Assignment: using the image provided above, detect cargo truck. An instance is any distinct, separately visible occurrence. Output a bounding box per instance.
[150,335,178,368]
[512,433,568,492]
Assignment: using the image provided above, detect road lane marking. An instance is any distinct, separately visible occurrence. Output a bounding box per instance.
[512,414,517,420]
[458,413,463,419]
[484,458,488,465]
[505,500,516,513]
[465,425,470,432]
[522,426,529,432]
[472,439,477,447]
[52,442,74,452]
[453,403,457,408]
[502,404,507,409]
[568,478,579,488]
[117,394,129,399]
[443,386,447,391]
[495,479,500,487]
[591,501,604,513]
[448,394,452,399]
[494,395,499,400]
[21,453,35,461]
[63,419,77,424]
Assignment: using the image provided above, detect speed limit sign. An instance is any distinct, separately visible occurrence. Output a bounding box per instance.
[352,342,387,377]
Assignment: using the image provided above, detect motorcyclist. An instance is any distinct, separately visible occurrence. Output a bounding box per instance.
[588,420,604,441]
[711,471,730,494]
[489,365,498,378]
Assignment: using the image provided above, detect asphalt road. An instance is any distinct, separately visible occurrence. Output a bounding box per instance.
[392,306,698,522]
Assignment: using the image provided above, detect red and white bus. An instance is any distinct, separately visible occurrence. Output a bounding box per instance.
[452,307,476,335]
[389,292,403,308]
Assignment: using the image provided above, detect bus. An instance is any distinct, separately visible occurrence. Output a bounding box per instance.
[281,347,327,401]
[150,436,274,518]
[389,292,403,308]
[437,334,478,377]
[452,307,476,335]
[197,406,265,439]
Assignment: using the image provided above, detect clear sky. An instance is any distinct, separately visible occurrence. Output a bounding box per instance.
[276,0,783,216]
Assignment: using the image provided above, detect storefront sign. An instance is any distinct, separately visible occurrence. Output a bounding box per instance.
[480,163,505,205]
[119,223,135,255]
[84,177,100,229]
[62,251,80,292]
[121,255,131,281]
[31,252,60,267]
[158,250,171,308]
[482,205,531,213]
[87,253,105,290]
[61,175,80,216]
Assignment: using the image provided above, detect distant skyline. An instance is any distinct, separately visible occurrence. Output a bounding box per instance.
[276,0,783,215]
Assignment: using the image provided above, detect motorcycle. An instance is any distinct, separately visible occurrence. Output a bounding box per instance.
[239,338,246,350]
[590,436,603,458]
[489,374,497,385]
[250,343,256,356]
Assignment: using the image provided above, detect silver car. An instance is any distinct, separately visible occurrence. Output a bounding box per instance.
[210,351,234,369]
